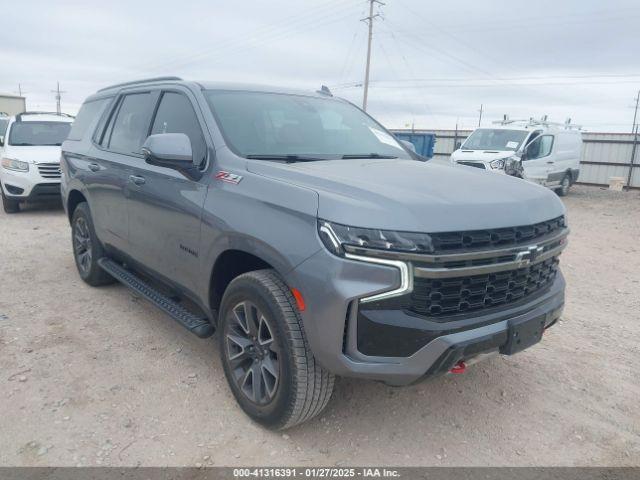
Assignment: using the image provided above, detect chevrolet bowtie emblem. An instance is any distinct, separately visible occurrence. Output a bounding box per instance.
[515,245,545,266]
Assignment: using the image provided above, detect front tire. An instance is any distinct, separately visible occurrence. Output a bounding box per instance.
[219,270,334,429]
[71,203,114,286]
[557,174,571,197]
[1,186,20,213]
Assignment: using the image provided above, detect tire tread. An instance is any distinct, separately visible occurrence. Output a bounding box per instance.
[230,269,334,429]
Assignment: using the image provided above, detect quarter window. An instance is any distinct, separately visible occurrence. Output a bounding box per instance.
[68,98,110,141]
[107,93,156,155]
[151,92,207,167]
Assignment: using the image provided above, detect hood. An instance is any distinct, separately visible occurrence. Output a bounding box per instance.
[451,149,515,163]
[3,145,62,164]
[247,159,565,232]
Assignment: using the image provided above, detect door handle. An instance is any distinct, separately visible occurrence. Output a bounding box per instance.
[546,161,554,164]
[129,175,146,186]
[88,163,100,172]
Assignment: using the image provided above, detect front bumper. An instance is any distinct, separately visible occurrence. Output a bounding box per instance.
[286,246,565,386]
[1,164,61,201]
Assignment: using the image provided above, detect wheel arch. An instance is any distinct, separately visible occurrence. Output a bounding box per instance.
[208,249,277,315]
[66,189,88,224]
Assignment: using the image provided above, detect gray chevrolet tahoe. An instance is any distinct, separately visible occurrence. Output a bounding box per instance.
[61,77,568,429]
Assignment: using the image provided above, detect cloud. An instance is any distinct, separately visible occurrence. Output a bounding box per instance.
[1,0,638,131]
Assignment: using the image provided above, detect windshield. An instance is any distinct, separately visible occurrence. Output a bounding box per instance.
[462,128,529,152]
[204,90,409,159]
[8,121,72,146]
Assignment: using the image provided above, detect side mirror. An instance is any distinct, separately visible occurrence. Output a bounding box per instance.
[141,133,202,179]
[0,135,4,146]
[455,141,462,150]
[400,139,416,153]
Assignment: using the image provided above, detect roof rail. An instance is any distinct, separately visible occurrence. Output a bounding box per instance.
[492,114,582,130]
[15,111,75,122]
[98,76,183,92]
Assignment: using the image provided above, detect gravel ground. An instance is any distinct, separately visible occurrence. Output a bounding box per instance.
[0,185,639,467]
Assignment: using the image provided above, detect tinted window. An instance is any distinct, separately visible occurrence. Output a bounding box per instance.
[67,98,110,141]
[204,91,408,159]
[151,92,207,166]
[8,122,71,146]
[107,93,155,155]
[0,118,8,137]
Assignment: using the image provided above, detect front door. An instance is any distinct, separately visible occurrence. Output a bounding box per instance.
[126,89,210,294]
[522,134,555,185]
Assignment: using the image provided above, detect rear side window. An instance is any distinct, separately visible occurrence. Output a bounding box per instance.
[106,93,156,156]
[151,92,207,167]
[67,98,110,141]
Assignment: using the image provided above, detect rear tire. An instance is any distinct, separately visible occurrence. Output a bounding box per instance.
[219,269,334,429]
[71,202,114,286]
[557,174,571,197]
[1,185,20,213]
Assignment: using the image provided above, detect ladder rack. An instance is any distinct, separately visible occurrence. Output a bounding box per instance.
[493,114,582,130]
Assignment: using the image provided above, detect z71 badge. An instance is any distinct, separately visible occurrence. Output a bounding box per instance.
[215,171,243,185]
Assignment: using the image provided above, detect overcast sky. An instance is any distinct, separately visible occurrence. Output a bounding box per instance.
[1,0,639,132]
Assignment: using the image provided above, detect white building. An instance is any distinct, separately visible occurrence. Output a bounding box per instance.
[0,94,26,116]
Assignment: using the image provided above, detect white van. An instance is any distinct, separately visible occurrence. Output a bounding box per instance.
[450,118,582,196]
[1,112,74,213]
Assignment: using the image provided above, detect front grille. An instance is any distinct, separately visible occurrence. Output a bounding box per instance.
[409,257,559,317]
[458,161,486,169]
[37,163,61,179]
[430,216,565,253]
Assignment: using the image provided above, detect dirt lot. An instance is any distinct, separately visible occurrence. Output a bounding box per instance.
[0,185,639,467]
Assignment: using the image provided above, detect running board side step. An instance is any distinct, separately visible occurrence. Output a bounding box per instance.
[98,258,214,338]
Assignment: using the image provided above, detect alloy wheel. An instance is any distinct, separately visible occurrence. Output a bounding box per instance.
[225,301,280,405]
[73,217,93,274]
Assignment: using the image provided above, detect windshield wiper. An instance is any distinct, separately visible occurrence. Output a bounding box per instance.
[246,154,326,163]
[341,153,398,159]
[10,143,36,146]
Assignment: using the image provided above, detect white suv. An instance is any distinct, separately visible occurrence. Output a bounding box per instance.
[0,112,74,213]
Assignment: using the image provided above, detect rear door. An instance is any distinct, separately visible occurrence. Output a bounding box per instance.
[88,91,159,252]
[126,88,210,293]
[522,134,554,185]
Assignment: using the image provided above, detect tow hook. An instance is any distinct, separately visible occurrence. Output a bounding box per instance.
[450,360,467,374]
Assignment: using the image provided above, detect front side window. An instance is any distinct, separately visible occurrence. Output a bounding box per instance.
[526,135,554,160]
[151,92,207,167]
[8,121,71,146]
[107,93,156,155]
[204,90,409,159]
[462,128,529,151]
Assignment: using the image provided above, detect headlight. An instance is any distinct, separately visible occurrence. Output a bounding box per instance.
[1,158,29,172]
[490,158,506,170]
[318,219,434,256]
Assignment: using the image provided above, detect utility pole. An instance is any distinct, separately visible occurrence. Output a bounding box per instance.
[52,81,66,114]
[632,90,640,134]
[626,123,638,190]
[361,0,384,112]
[17,84,23,97]
[478,104,484,127]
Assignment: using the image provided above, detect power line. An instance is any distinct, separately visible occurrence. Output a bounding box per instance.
[139,0,360,74]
